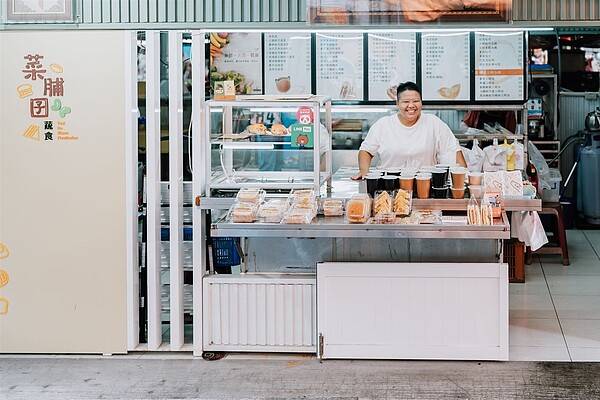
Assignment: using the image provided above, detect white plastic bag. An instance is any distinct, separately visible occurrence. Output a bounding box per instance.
[527,141,550,181]
[513,139,525,170]
[465,138,485,173]
[517,211,548,251]
[482,141,507,172]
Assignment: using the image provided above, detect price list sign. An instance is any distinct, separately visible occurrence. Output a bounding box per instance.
[316,33,364,101]
[475,31,525,101]
[264,33,312,96]
[367,32,417,101]
[421,32,470,102]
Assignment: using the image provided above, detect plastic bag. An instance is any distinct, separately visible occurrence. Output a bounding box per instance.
[513,139,525,170]
[514,211,548,251]
[465,138,485,173]
[527,141,550,181]
[482,140,507,171]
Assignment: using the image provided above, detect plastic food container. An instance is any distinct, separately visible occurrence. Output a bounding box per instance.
[236,188,266,204]
[345,194,372,223]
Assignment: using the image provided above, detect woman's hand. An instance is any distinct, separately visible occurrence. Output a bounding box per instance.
[351,171,368,180]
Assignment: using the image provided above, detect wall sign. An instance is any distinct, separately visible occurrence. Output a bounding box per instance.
[316,33,364,101]
[307,0,511,24]
[367,32,417,101]
[475,31,525,101]
[264,33,312,96]
[5,0,75,23]
[421,32,470,102]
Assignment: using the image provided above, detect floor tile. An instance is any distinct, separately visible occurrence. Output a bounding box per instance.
[561,319,600,348]
[568,347,600,362]
[552,295,600,319]
[545,274,600,295]
[524,260,543,276]
[509,294,556,319]
[509,317,565,347]
[509,273,549,295]
[509,345,571,361]
[541,256,600,276]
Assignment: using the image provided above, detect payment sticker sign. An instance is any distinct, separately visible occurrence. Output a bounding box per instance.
[296,106,314,124]
[290,124,314,148]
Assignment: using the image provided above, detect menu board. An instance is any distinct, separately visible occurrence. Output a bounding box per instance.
[210,32,263,94]
[367,32,417,101]
[264,33,312,95]
[421,32,470,102]
[475,31,525,101]
[316,33,364,101]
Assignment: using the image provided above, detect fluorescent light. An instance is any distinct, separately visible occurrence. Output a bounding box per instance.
[220,142,275,150]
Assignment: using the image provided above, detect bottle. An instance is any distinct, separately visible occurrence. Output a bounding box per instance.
[526,162,539,193]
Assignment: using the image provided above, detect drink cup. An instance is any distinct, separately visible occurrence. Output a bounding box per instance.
[399,175,415,191]
[415,174,432,199]
[366,175,380,197]
[382,175,399,191]
[385,168,401,176]
[469,185,483,198]
[432,187,448,199]
[450,167,467,189]
[431,168,447,188]
[468,172,483,186]
[451,187,466,199]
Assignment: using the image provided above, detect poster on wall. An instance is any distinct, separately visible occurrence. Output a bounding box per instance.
[316,33,364,101]
[367,32,417,101]
[209,32,263,95]
[16,53,77,141]
[5,0,74,22]
[421,31,470,102]
[264,33,312,96]
[475,31,525,101]
[307,0,511,24]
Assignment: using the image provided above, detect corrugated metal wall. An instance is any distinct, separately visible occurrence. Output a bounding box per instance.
[76,0,306,24]
[24,0,598,26]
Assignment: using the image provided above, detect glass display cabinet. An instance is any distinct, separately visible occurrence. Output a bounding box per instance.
[203,95,332,197]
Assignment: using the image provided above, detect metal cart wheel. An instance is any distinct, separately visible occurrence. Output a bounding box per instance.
[202,351,226,361]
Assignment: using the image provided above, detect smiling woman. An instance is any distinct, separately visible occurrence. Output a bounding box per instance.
[351,81,466,180]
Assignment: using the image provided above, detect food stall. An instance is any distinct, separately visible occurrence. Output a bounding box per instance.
[195,95,541,361]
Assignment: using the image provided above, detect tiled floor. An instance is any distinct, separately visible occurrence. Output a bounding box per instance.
[510,228,600,361]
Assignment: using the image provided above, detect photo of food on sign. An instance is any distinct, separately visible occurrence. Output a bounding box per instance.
[209,32,263,95]
[308,0,510,24]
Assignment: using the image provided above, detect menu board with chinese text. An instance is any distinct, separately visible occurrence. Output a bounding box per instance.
[264,33,312,95]
[475,31,525,101]
[421,32,470,102]
[316,33,364,101]
[367,32,417,101]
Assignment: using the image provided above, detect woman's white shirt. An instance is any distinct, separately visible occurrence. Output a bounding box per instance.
[359,113,459,168]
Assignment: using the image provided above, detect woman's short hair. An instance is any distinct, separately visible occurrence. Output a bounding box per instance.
[396,81,421,100]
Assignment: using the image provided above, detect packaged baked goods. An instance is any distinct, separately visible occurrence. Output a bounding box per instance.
[320,198,345,216]
[345,194,371,224]
[281,209,314,224]
[236,188,266,204]
[368,212,396,224]
[467,195,481,225]
[290,202,318,219]
[270,123,288,135]
[414,210,442,225]
[373,191,392,215]
[393,189,412,216]
[290,189,316,205]
[257,200,287,223]
[247,123,267,134]
[229,202,258,223]
[481,203,493,225]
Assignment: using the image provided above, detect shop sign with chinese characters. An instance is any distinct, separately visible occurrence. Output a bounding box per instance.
[17,53,77,142]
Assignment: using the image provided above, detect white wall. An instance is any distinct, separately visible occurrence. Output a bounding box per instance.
[0,31,128,353]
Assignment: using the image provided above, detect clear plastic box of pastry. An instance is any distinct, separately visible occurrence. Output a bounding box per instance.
[345,193,372,224]
[235,188,266,204]
[373,190,412,218]
[318,198,345,216]
[257,199,288,223]
[228,202,259,223]
[281,209,315,224]
[289,189,316,205]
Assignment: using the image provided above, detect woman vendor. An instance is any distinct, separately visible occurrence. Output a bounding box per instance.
[351,81,466,180]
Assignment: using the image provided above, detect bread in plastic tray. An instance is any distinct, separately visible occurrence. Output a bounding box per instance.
[373,191,393,215]
[281,209,314,224]
[236,188,266,204]
[257,200,287,223]
[289,189,316,205]
[229,202,258,223]
[367,212,396,224]
[345,194,372,224]
[320,198,345,216]
[290,202,318,219]
[393,189,412,216]
[413,210,442,225]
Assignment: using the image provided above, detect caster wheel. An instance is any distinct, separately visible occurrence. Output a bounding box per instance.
[202,351,226,361]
